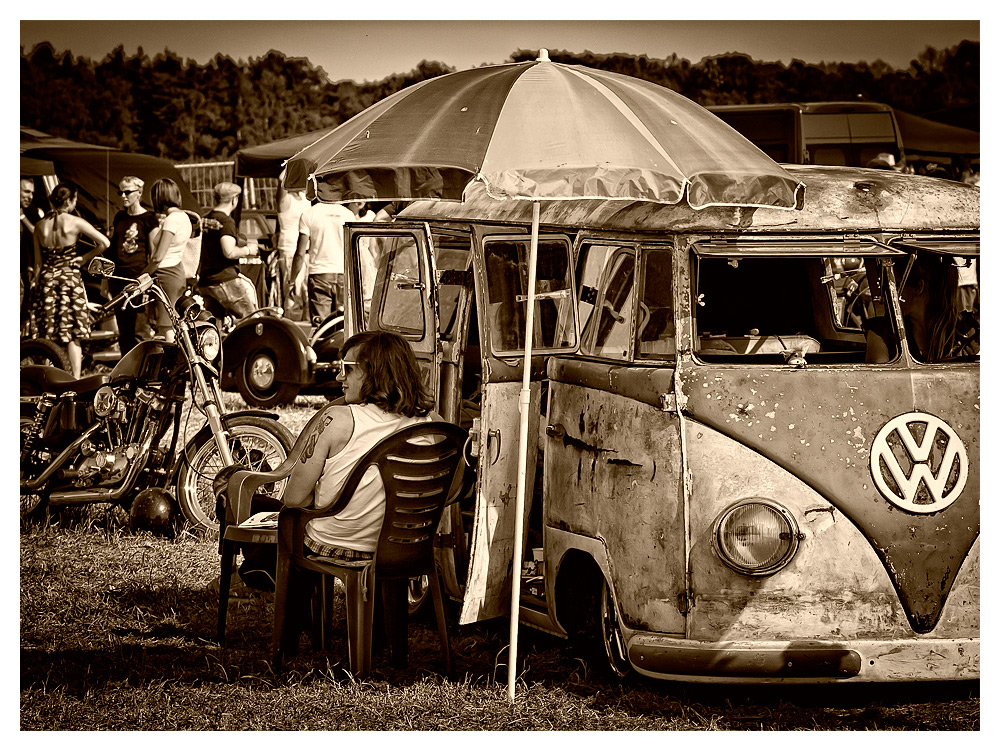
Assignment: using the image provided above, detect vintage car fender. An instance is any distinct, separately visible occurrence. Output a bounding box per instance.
[220,312,312,390]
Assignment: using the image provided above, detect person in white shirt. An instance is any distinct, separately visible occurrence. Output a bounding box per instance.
[146,178,192,342]
[289,200,354,322]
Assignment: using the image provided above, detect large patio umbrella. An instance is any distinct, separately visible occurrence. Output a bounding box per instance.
[282,50,803,699]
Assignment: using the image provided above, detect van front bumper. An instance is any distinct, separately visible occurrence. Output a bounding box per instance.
[628,635,979,683]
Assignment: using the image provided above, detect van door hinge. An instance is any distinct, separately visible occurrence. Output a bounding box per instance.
[677,591,690,615]
[660,391,687,413]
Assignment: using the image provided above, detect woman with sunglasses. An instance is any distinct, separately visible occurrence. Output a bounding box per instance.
[107,176,159,354]
[228,330,441,594]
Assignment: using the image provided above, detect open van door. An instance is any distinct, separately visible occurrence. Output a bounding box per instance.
[345,222,441,405]
[459,229,578,624]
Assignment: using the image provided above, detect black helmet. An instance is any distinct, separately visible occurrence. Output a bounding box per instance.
[129,488,178,537]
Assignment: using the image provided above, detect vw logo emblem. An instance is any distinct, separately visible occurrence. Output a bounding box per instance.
[870,412,968,513]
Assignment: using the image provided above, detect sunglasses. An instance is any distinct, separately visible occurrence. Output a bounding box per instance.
[336,359,359,376]
[118,189,139,196]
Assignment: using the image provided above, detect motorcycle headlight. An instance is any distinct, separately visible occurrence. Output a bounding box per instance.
[712,499,801,576]
[198,324,221,362]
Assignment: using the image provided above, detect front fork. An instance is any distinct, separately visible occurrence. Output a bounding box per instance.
[181,327,235,468]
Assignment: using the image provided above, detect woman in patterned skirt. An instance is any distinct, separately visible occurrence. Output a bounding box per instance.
[30,183,110,377]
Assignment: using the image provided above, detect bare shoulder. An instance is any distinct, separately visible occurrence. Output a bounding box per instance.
[298,404,354,463]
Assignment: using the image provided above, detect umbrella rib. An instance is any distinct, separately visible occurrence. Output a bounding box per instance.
[562,66,685,176]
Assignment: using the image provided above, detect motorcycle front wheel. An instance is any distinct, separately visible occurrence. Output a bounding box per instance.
[175,416,295,533]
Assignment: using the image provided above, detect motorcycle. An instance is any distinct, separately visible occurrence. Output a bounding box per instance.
[19,257,295,532]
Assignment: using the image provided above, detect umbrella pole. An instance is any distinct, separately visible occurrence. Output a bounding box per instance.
[507,201,540,702]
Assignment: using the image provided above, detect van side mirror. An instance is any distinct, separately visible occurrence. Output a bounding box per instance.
[88,257,115,277]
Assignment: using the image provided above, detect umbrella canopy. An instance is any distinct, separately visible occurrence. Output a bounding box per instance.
[283,57,803,211]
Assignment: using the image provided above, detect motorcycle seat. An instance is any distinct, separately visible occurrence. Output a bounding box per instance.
[20,365,109,396]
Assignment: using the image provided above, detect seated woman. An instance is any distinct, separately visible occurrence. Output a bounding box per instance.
[231,329,439,593]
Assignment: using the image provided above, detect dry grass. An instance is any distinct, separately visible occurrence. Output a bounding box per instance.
[19,394,981,731]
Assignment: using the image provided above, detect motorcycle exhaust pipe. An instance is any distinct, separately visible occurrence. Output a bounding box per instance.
[22,423,101,491]
[48,432,156,506]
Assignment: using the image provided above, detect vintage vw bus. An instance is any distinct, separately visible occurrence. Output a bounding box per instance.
[342,165,979,683]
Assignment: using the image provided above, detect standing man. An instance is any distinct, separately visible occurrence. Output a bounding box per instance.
[20,177,43,322]
[197,182,259,319]
[289,196,356,322]
[107,176,159,354]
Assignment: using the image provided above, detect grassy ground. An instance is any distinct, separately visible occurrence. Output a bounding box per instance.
[20,395,980,731]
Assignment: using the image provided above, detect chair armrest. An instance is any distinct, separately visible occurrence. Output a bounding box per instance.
[222,404,340,525]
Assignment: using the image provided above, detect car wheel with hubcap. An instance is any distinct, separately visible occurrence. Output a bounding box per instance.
[236,347,300,408]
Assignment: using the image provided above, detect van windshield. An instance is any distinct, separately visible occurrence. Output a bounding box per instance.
[693,249,889,364]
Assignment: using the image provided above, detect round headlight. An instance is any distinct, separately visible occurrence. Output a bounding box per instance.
[712,499,801,576]
[198,325,221,361]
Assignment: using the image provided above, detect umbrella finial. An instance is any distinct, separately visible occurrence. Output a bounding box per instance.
[537,48,550,62]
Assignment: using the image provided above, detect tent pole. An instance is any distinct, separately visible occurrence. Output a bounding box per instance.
[507,201,540,702]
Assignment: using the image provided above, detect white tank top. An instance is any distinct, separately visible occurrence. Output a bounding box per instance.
[306,403,431,552]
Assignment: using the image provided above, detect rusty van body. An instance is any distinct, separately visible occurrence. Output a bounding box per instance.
[341,165,980,683]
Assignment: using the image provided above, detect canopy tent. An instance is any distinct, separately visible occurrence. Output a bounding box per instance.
[20,128,199,230]
[893,109,980,157]
[20,155,55,176]
[235,127,336,179]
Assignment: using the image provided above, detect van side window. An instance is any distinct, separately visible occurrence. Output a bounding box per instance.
[483,237,575,355]
[432,234,474,342]
[637,247,674,359]
[577,244,636,359]
[370,234,425,339]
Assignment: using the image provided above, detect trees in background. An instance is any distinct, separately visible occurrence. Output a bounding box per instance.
[21,41,978,163]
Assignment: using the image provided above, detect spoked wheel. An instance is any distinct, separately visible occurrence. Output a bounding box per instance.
[236,347,300,408]
[20,338,71,371]
[175,416,295,532]
[600,580,633,679]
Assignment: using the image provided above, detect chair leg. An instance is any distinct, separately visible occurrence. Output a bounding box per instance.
[344,572,375,680]
[381,579,409,670]
[217,539,237,647]
[271,547,292,671]
[429,571,452,677]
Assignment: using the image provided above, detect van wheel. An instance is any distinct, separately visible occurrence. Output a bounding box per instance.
[600,580,633,679]
[236,347,299,407]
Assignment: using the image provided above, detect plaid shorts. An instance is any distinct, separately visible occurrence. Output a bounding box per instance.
[304,534,374,563]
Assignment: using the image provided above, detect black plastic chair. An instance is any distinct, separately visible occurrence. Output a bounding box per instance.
[214,406,342,647]
[269,421,467,678]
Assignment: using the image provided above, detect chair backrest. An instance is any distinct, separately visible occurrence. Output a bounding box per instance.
[332,421,468,579]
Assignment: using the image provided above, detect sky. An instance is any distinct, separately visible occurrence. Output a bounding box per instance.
[19,15,981,85]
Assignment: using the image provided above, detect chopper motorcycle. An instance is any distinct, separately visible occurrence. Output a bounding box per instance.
[19,257,295,532]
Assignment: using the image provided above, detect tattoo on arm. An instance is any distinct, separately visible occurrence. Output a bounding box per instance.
[301,414,335,463]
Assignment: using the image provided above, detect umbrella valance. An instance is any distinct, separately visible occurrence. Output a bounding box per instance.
[283,60,803,211]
